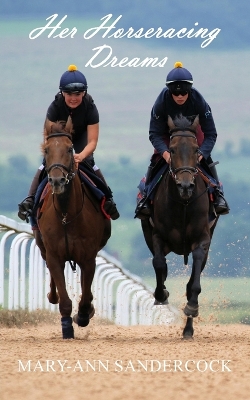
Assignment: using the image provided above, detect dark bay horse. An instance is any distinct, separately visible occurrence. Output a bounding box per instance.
[35,117,111,339]
[141,115,219,338]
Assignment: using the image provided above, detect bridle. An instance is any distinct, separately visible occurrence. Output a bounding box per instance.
[44,132,80,272]
[167,128,207,263]
[45,133,76,184]
[169,129,199,178]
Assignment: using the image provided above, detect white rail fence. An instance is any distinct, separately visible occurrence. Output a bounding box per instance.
[0,215,178,325]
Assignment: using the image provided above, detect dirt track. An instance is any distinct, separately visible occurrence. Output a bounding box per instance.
[1,321,249,400]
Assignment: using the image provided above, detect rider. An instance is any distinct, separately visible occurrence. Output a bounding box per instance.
[18,64,120,222]
[135,61,230,219]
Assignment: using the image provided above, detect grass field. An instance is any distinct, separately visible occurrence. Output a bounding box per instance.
[2,273,249,325]
[143,276,250,324]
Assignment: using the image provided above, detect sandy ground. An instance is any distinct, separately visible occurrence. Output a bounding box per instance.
[1,320,249,400]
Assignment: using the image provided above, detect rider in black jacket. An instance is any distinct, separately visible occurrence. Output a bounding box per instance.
[18,64,119,222]
[135,61,229,219]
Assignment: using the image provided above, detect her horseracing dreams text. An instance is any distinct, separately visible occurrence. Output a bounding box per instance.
[28,14,221,68]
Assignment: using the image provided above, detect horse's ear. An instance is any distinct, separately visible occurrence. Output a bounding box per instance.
[64,116,73,134]
[191,115,199,131]
[168,115,175,130]
[43,118,53,140]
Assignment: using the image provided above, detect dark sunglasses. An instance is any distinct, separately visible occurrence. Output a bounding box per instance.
[171,90,188,96]
[64,91,83,96]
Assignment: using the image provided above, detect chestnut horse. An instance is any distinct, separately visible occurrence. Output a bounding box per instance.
[141,115,219,338]
[35,117,111,339]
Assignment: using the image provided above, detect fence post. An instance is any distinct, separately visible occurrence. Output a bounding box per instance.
[0,216,178,325]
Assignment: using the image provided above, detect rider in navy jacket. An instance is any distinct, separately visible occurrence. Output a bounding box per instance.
[135,61,230,218]
[149,87,217,160]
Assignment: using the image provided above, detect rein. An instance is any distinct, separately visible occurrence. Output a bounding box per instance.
[167,171,209,264]
[52,191,85,273]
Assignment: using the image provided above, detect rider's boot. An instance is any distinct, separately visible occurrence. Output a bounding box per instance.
[18,169,41,222]
[213,187,230,215]
[95,169,120,220]
[209,164,230,215]
[135,166,153,219]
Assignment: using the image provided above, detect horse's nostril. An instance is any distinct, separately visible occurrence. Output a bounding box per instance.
[181,182,194,189]
[48,177,64,187]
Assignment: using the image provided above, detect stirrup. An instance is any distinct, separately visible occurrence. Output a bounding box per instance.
[215,204,230,215]
[135,198,151,219]
[18,195,34,222]
[213,190,230,215]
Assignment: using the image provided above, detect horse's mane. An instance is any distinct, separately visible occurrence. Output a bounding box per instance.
[173,114,192,130]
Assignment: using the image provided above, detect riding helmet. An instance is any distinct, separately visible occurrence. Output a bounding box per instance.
[166,61,193,93]
[59,65,88,93]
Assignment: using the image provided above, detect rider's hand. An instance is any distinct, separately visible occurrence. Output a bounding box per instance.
[74,153,82,163]
[162,151,171,164]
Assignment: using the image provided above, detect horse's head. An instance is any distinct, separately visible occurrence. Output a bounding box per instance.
[42,117,75,194]
[168,115,199,200]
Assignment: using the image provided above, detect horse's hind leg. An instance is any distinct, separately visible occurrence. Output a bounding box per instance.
[47,276,59,304]
[183,317,194,339]
[73,260,96,327]
[152,234,169,304]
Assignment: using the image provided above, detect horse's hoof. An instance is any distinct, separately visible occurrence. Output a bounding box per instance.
[61,317,74,339]
[154,289,169,305]
[73,305,95,327]
[154,298,169,305]
[73,313,90,327]
[183,304,199,317]
[182,333,194,340]
[89,305,95,319]
[47,292,59,304]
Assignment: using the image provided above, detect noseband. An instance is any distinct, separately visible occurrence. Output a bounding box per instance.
[169,129,199,177]
[45,133,75,184]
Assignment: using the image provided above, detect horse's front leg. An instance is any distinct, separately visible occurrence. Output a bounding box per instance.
[73,259,96,327]
[183,241,209,338]
[34,230,46,260]
[152,233,169,304]
[46,256,73,339]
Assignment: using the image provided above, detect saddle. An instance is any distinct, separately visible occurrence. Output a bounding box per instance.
[136,161,218,223]
[31,168,110,230]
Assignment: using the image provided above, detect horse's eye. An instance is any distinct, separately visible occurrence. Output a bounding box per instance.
[169,148,174,154]
[44,148,48,155]
[68,147,73,153]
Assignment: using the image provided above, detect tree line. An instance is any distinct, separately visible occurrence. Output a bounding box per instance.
[1,142,250,278]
